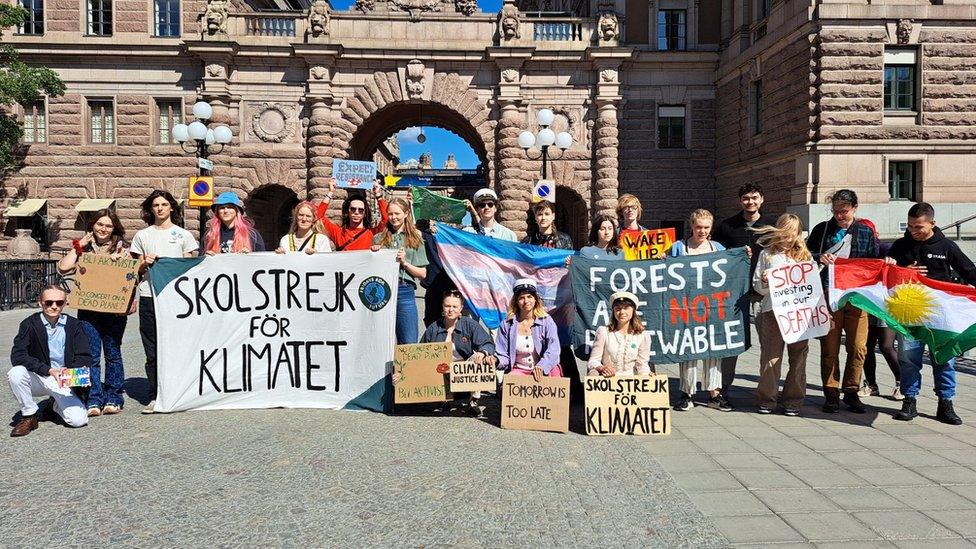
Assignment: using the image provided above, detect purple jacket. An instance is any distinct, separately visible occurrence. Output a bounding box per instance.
[494,315,561,374]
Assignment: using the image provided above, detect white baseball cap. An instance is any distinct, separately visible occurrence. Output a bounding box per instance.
[473,188,498,203]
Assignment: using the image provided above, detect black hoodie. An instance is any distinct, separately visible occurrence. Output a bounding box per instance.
[887,226,976,286]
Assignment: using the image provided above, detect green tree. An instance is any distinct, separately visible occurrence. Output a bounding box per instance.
[0,4,65,169]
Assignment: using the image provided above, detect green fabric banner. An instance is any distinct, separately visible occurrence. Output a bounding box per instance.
[570,249,752,363]
[410,186,468,224]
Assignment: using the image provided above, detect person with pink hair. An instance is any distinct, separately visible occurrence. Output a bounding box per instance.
[204,192,266,255]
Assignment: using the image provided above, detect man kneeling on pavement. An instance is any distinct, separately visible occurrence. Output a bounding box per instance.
[7,285,91,436]
[885,202,976,425]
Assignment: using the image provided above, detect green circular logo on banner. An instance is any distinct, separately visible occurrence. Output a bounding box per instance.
[359,276,391,311]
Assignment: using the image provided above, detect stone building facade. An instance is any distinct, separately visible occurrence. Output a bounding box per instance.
[716,0,976,235]
[2,0,975,252]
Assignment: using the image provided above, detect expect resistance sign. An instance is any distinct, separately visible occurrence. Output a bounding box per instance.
[149,251,399,413]
[571,249,751,363]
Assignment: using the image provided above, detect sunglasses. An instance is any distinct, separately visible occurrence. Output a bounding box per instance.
[444,290,463,298]
[43,300,65,307]
[476,201,496,209]
[348,207,366,213]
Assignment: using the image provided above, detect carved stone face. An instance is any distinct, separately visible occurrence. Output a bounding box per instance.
[502,16,518,38]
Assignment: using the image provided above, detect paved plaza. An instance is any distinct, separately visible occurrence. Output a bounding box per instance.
[3,303,976,547]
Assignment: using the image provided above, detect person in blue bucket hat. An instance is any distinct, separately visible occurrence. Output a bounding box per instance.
[203,191,266,255]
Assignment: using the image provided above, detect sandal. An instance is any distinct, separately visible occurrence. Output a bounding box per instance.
[102,404,122,415]
[87,407,102,417]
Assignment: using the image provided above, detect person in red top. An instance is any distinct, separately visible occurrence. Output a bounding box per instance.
[315,177,389,251]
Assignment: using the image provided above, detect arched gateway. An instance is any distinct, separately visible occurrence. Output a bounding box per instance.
[186,0,640,241]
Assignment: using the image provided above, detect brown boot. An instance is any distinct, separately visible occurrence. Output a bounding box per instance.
[10,414,39,437]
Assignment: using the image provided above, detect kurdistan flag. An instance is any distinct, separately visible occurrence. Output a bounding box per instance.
[830,258,976,364]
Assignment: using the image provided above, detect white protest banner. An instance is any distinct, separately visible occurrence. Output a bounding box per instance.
[767,260,831,344]
[584,375,670,436]
[332,159,377,189]
[149,251,399,413]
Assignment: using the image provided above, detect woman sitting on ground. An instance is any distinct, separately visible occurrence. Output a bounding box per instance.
[495,279,562,382]
[420,289,497,415]
[587,291,651,377]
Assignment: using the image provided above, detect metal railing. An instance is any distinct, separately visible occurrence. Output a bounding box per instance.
[0,259,62,310]
[944,212,976,240]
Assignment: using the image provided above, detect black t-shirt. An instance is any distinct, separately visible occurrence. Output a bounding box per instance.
[219,225,266,253]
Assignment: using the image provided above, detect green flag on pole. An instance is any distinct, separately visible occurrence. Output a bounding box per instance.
[410,186,468,224]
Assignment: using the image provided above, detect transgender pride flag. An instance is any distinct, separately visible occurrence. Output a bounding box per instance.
[434,225,575,335]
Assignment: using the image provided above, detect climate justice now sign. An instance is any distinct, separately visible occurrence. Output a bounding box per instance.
[149,251,399,412]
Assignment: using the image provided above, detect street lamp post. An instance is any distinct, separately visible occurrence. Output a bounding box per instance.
[518,109,573,179]
[171,101,233,239]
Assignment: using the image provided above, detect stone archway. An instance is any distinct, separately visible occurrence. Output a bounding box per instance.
[247,184,299,248]
[307,70,495,195]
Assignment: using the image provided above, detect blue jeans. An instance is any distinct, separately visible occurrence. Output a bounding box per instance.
[897,335,956,400]
[80,311,128,408]
[396,283,419,345]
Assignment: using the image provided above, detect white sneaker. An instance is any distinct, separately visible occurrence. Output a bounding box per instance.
[141,400,156,414]
[891,388,905,401]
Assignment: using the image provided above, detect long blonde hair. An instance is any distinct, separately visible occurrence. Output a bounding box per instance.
[376,197,422,249]
[287,201,323,236]
[753,213,812,262]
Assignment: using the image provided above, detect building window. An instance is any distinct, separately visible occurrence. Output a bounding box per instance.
[889,161,917,201]
[17,0,44,35]
[157,100,182,144]
[21,101,46,143]
[154,0,180,37]
[657,10,686,51]
[884,49,916,111]
[658,105,686,149]
[88,100,115,144]
[87,0,112,35]
[752,81,763,135]
[759,0,772,19]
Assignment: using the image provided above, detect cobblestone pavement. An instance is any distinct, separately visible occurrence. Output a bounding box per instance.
[4,303,976,547]
[0,306,723,548]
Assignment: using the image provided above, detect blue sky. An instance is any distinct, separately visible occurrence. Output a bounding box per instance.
[327,0,499,169]
[330,0,502,11]
[396,127,481,169]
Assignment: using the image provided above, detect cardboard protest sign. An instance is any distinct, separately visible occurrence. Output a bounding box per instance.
[393,342,452,404]
[57,367,91,389]
[149,251,399,412]
[584,375,671,436]
[449,361,497,393]
[767,260,831,343]
[332,159,377,189]
[571,249,751,363]
[500,375,570,433]
[620,228,676,261]
[68,253,139,314]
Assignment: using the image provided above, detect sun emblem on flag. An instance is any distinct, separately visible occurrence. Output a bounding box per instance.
[885,282,934,326]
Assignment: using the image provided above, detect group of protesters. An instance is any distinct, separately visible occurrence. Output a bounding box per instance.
[8,177,976,437]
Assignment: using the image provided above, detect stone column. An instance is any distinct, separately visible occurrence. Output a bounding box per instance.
[497,100,530,235]
[306,97,335,199]
[593,100,619,218]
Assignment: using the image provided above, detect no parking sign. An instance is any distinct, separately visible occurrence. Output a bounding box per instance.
[532,179,555,204]
[188,176,214,207]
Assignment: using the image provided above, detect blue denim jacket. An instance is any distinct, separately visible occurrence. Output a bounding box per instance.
[420,316,495,360]
[494,314,561,374]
